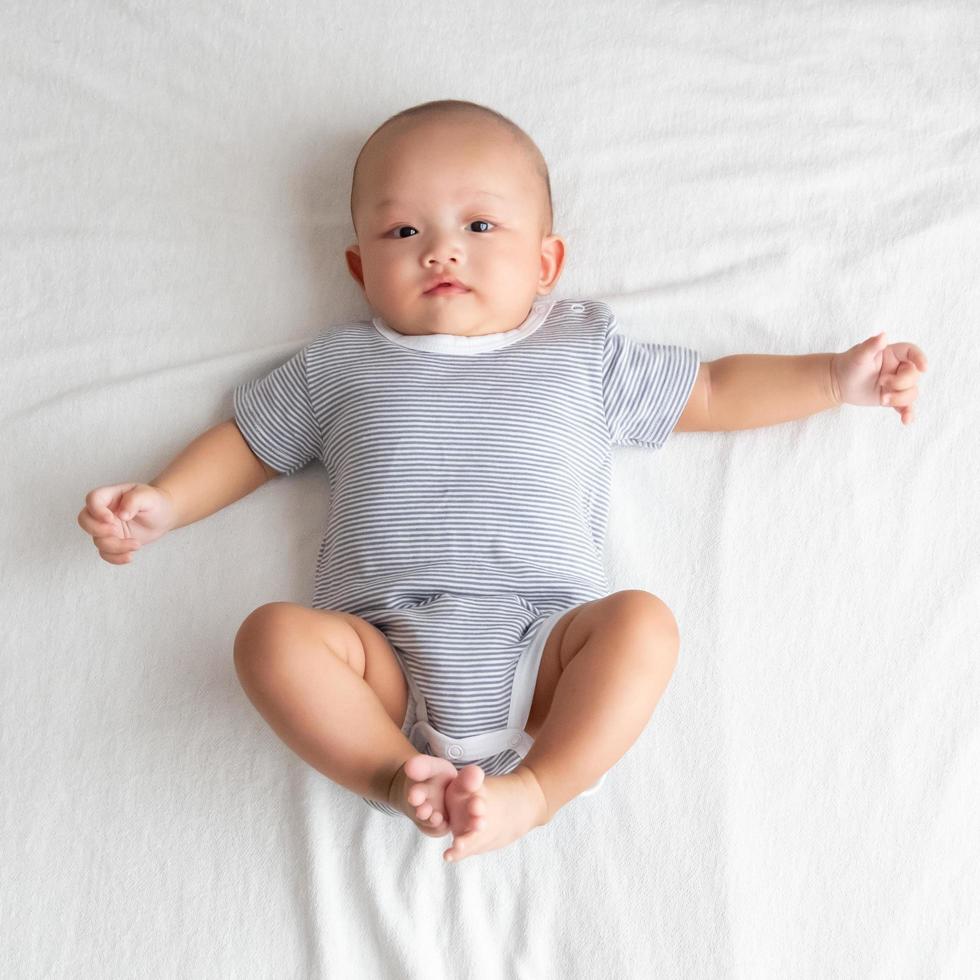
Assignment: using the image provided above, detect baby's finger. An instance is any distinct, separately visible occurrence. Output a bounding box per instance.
[881,385,918,407]
[99,551,134,565]
[99,548,139,566]
[81,499,122,531]
[883,365,919,393]
[78,508,121,536]
[85,487,130,523]
[94,536,141,557]
[908,345,928,372]
[77,513,104,537]
[101,551,136,566]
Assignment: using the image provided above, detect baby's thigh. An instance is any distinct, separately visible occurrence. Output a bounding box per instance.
[333,609,410,727]
[235,602,409,729]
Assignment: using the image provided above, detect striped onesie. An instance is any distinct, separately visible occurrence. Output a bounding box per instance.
[233,298,699,816]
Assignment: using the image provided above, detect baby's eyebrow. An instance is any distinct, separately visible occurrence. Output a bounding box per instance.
[374,190,506,211]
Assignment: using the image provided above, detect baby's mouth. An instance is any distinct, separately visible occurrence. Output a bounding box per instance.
[424,283,470,296]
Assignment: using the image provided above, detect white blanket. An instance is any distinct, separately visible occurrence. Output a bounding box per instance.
[4,2,977,976]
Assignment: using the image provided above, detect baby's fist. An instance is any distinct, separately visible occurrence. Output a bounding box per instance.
[77,482,177,565]
[831,332,928,426]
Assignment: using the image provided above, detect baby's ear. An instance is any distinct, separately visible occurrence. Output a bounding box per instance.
[345,246,365,288]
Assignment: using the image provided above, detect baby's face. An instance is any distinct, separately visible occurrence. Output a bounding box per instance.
[346,119,565,338]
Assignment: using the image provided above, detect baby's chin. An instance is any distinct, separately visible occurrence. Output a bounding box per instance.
[384,307,501,339]
[403,304,543,339]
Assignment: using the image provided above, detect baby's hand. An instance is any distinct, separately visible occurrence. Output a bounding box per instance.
[77,483,178,565]
[830,332,928,426]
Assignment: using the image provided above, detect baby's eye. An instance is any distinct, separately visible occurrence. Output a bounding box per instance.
[386,220,494,238]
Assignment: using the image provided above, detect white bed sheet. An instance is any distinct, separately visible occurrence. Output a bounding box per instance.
[3,2,978,977]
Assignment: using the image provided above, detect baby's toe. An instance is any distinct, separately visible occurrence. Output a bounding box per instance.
[458,764,485,793]
[404,754,450,782]
[445,832,478,861]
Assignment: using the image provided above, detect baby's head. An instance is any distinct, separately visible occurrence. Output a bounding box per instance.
[345,100,566,338]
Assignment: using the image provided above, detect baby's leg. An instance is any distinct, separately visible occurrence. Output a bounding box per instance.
[232,602,454,829]
[442,590,681,863]
[519,590,680,822]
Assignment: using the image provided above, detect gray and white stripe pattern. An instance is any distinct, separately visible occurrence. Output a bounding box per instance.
[233,298,699,812]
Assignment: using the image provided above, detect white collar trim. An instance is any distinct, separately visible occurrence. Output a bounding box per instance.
[371,299,556,355]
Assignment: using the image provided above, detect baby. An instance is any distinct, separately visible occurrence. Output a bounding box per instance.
[78,99,928,866]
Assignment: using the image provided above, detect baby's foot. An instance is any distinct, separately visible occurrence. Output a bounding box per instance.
[441,764,549,864]
[387,754,458,837]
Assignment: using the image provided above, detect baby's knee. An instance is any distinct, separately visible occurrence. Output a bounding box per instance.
[606,590,679,649]
[234,602,300,662]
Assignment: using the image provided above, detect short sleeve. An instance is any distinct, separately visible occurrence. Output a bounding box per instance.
[232,345,322,476]
[602,319,700,449]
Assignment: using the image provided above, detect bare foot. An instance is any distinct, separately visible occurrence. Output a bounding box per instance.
[441,764,548,864]
[387,754,459,837]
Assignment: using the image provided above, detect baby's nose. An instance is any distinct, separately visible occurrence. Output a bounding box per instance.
[423,237,462,264]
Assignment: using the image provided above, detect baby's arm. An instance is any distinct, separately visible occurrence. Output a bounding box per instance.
[78,419,278,564]
[150,419,278,531]
[709,353,840,431]
[709,332,927,431]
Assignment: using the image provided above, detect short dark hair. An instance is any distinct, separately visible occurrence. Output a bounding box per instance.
[350,99,553,237]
